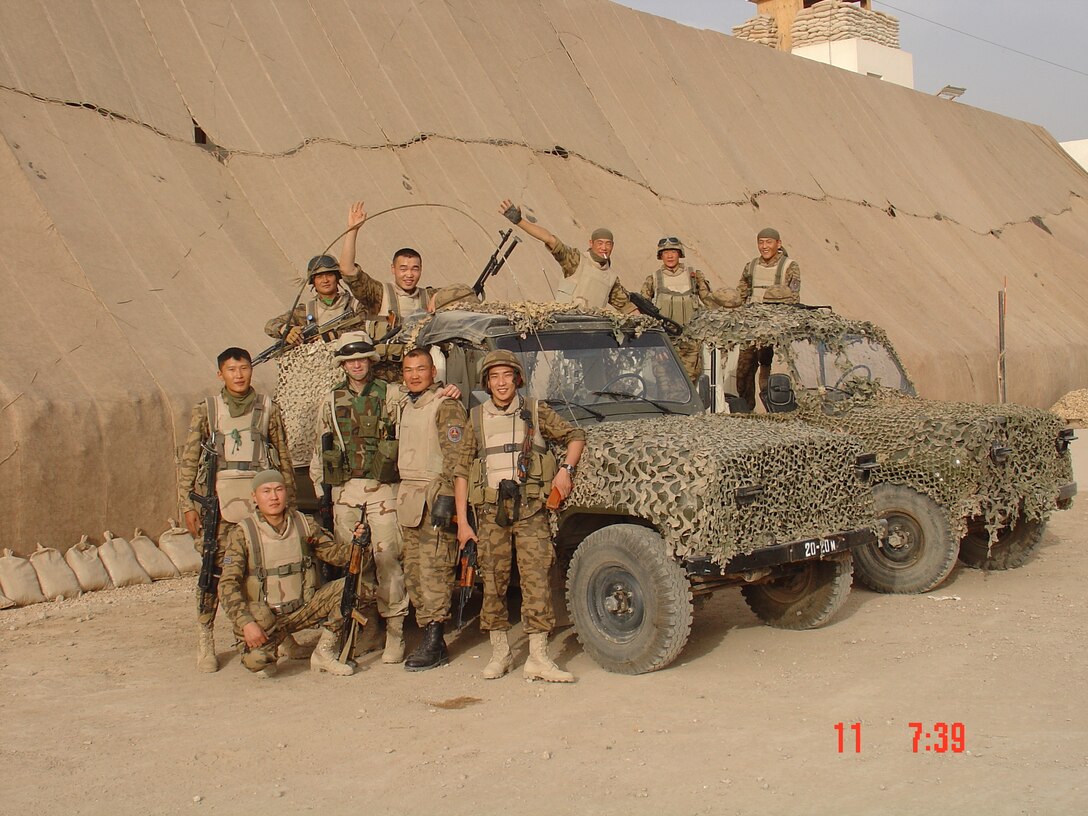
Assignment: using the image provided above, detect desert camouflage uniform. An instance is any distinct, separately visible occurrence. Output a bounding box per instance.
[736,251,802,408]
[641,265,713,381]
[177,391,295,625]
[263,290,361,340]
[550,240,633,313]
[393,385,468,627]
[218,512,372,671]
[342,264,433,382]
[453,401,585,634]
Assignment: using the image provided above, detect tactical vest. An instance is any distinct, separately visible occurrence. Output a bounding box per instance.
[239,511,318,617]
[207,393,274,523]
[654,267,702,325]
[305,292,354,325]
[394,388,447,527]
[330,379,391,480]
[367,283,429,364]
[556,252,615,309]
[467,398,557,509]
[745,255,790,304]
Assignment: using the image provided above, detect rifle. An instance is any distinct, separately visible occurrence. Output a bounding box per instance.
[337,511,371,662]
[317,432,336,533]
[627,290,684,337]
[454,537,479,630]
[252,308,393,367]
[188,433,221,614]
[472,228,520,298]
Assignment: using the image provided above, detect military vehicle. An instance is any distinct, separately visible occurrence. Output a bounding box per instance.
[371,302,882,674]
[686,304,1077,595]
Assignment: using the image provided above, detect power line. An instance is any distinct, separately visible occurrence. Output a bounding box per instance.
[876,1,1088,79]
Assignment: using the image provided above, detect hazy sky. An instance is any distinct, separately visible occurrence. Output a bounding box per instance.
[615,0,1088,142]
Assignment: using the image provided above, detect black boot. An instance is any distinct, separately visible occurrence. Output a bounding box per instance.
[404,621,449,672]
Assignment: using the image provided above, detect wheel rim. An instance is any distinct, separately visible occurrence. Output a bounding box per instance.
[878,510,926,568]
[586,563,646,643]
[759,563,817,604]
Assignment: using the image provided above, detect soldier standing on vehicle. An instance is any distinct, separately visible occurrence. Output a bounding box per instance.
[178,347,302,672]
[392,348,469,672]
[735,227,802,409]
[640,236,715,381]
[310,331,408,664]
[498,198,633,312]
[218,469,370,678]
[453,350,586,682]
[264,255,362,344]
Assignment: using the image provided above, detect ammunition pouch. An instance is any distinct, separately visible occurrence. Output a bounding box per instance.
[370,439,400,484]
[322,447,351,486]
[495,479,522,528]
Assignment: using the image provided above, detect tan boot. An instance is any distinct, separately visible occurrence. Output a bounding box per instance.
[310,628,354,676]
[196,623,219,673]
[278,634,312,660]
[481,630,513,680]
[382,615,406,664]
[523,632,574,682]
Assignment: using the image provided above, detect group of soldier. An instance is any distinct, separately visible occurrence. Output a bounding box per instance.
[177,199,802,683]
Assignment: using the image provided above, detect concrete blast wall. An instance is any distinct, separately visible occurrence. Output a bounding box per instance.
[1,0,1087,553]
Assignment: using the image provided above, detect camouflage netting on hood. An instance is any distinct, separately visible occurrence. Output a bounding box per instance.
[567,413,876,563]
[273,341,341,465]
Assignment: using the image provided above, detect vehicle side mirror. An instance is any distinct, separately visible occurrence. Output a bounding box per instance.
[696,375,711,410]
[761,373,797,413]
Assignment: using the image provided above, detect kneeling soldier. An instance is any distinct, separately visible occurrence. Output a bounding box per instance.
[218,470,370,678]
[454,350,585,682]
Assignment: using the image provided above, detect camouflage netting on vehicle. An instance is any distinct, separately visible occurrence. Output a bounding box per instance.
[273,341,341,465]
[1050,389,1088,426]
[565,413,876,563]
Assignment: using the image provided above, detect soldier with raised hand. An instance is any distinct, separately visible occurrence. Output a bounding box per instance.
[640,236,715,381]
[217,469,371,678]
[264,255,361,344]
[310,331,408,664]
[177,347,301,672]
[735,227,802,409]
[392,348,469,672]
[498,198,633,312]
[453,350,586,682]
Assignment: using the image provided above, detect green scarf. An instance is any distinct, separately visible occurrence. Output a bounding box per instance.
[221,387,256,418]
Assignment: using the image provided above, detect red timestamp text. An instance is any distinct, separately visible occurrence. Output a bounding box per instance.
[909,722,966,753]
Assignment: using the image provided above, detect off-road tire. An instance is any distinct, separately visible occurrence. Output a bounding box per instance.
[566,524,692,675]
[855,484,958,593]
[741,552,853,630]
[958,515,1045,570]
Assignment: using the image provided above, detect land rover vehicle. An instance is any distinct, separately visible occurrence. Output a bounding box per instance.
[686,304,1077,595]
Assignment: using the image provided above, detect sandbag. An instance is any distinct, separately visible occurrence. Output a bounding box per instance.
[158,520,202,574]
[98,531,152,588]
[64,535,112,592]
[0,548,46,606]
[0,591,14,610]
[130,528,180,581]
[29,544,82,600]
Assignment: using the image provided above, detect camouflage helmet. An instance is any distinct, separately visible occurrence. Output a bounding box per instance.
[307,254,341,283]
[762,284,795,305]
[479,349,524,388]
[656,236,686,259]
[334,330,378,361]
[432,284,477,311]
[707,288,744,309]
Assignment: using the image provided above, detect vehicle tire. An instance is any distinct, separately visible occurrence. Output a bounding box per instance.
[741,552,853,630]
[958,514,1045,570]
[855,484,958,594]
[566,524,692,675]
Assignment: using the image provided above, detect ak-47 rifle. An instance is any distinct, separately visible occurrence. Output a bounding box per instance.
[188,433,221,614]
[337,512,371,663]
[627,290,684,337]
[454,537,479,630]
[252,309,394,367]
[472,228,520,298]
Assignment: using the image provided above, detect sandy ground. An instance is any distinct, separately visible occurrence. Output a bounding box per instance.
[3,441,1087,816]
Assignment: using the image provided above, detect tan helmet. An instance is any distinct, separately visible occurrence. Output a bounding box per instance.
[334,330,378,361]
[432,284,477,311]
[707,288,744,309]
[762,284,795,305]
[479,349,524,389]
[307,254,341,283]
[656,236,685,259]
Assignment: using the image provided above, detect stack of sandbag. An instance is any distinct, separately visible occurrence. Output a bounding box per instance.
[791,0,900,49]
[130,528,180,580]
[1050,389,1088,426]
[98,531,152,588]
[732,14,779,47]
[65,535,112,592]
[0,548,46,606]
[29,544,82,601]
[158,520,202,574]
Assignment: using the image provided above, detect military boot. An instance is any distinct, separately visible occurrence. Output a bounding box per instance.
[382,615,406,664]
[196,623,219,673]
[310,628,354,677]
[481,630,513,680]
[404,621,449,672]
[523,632,575,683]
[278,633,311,660]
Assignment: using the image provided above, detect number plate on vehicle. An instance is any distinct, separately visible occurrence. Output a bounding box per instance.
[802,538,839,558]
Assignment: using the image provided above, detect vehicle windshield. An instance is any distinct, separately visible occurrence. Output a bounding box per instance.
[495,330,695,410]
[790,335,914,395]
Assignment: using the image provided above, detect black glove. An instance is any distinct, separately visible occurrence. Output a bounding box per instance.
[430,494,455,529]
[503,204,523,225]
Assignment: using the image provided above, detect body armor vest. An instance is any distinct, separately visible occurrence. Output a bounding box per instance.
[367,283,429,364]
[556,253,615,309]
[305,291,355,326]
[240,511,317,617]
[745,256,789,304]
[467,398,557,508]
[207,393,273,523]
[330,379,391,480]
[654,267,701,325]
[394,388,447,527]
